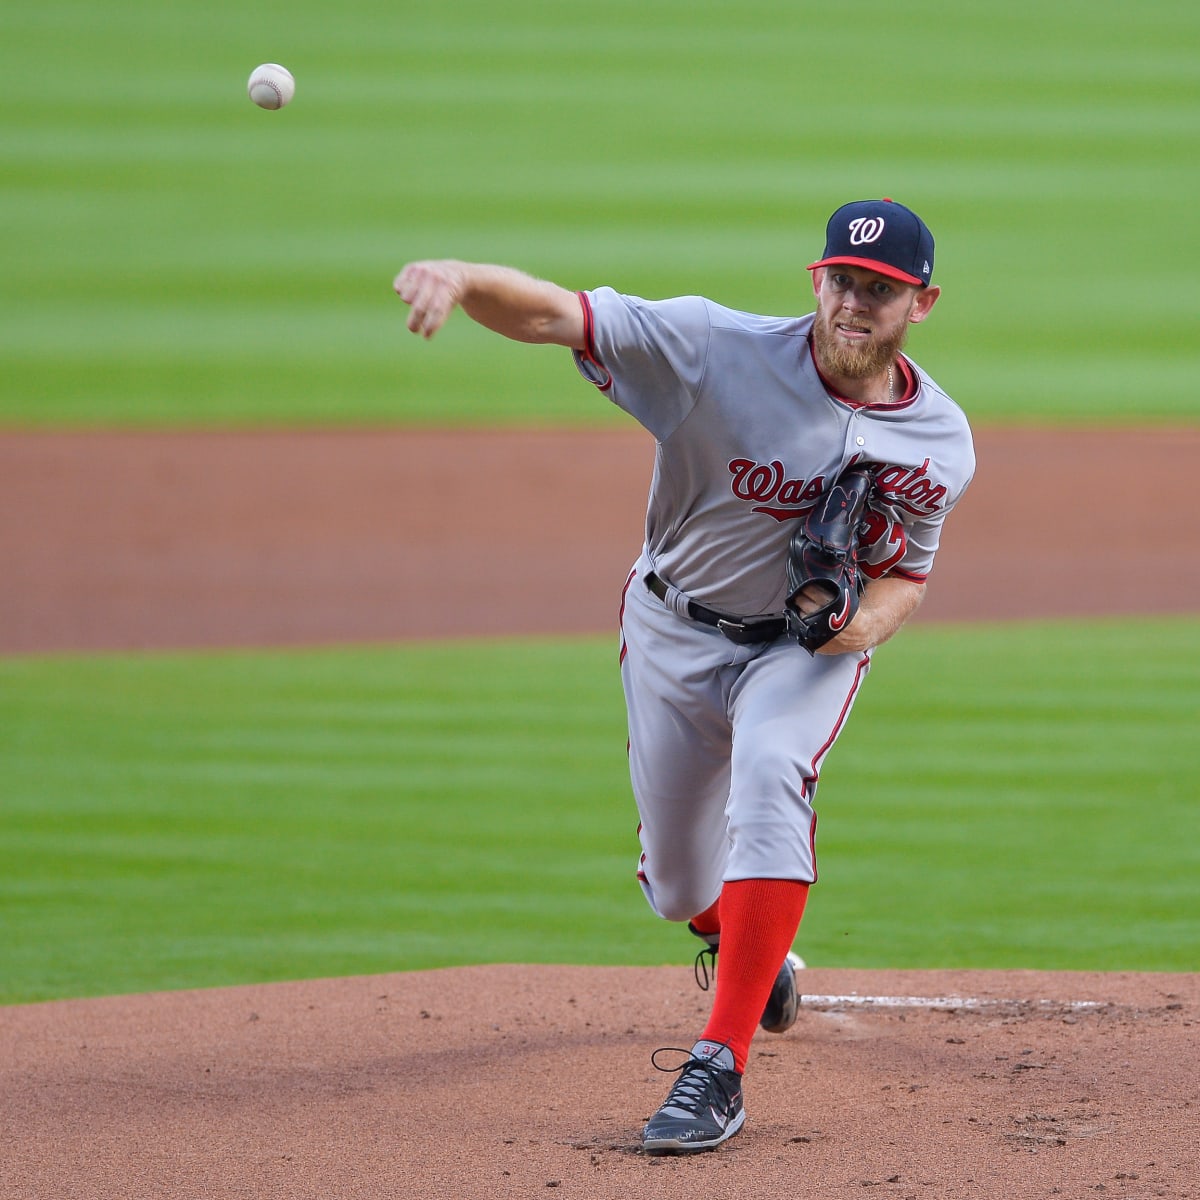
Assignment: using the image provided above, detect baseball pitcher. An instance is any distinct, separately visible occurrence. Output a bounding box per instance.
[394,198,975,1154]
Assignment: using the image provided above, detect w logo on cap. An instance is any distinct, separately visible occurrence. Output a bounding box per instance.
[848,216,886,246]
[809,199,935,287]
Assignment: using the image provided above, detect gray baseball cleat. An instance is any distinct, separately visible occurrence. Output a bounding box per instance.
[759,951,803,1033]
[643,1040,745,1154]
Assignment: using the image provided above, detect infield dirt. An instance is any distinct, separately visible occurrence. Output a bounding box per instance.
[4,426,1199,653]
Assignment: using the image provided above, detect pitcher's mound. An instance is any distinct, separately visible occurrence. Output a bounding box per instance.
[2,964,1195,1198]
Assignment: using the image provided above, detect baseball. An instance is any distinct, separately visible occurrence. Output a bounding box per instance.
[247,63,295,110]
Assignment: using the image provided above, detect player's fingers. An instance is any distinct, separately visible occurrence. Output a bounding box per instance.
[394,272,439,337]
[411,284,452,338]
[793,581,836,615]
[392,265,432,330]
[394,263,458,338]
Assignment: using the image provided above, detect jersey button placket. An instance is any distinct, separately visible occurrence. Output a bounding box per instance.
[847,410,867,456]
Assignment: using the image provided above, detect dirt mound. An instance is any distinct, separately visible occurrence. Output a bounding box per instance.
[2,965,1195,1199]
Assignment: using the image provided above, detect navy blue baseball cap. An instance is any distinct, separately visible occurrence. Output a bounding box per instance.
[808,198,935,287]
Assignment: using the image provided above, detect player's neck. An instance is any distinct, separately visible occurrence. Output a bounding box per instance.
[815,356,902,408]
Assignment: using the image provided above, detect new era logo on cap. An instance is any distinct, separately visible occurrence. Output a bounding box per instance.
[808,198,935,287]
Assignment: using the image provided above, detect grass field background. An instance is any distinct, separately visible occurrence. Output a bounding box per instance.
[2,0,1198,1004]
[2,0,1198,428]
[3,621,1197,1005]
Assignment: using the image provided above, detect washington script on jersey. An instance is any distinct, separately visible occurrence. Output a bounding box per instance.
[727,455,950,524]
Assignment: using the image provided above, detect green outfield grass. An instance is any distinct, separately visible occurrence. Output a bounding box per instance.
[2,618,1196,1005]
[2,0,1198,428]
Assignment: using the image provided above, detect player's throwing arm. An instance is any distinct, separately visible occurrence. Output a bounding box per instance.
[394,261,585,348]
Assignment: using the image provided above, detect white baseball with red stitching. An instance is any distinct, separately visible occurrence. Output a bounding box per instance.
[247,64,295,110]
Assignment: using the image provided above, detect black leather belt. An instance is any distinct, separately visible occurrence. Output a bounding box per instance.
[644,572,787,646]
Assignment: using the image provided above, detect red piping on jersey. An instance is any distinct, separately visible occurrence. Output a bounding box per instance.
[802,650,872,882]
[617,566,637,664]
[893,356,917,403]
[575,291,613,392]
[578,290,594,352]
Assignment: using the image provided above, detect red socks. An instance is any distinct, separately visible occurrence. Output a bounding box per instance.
[697,878,809,1072]
[689,897,721,940]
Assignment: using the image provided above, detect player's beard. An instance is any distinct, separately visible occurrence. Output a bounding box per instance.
[813,300,912,381]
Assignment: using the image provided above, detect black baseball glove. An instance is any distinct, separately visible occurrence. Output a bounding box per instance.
[784,465,875,652]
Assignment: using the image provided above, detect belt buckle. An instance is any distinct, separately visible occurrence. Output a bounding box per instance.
[715,619,753,648]
[717,617,774,645]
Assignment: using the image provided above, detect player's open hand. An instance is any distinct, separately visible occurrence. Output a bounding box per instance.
[393,260,467,339]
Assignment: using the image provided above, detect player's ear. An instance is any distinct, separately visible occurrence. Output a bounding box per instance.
[810,267,824,296]
[908,285,941,323]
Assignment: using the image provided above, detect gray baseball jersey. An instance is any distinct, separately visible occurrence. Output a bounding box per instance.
[572,287,975,913]
[575,288,974,613]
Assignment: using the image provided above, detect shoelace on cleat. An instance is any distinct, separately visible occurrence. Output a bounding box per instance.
[650,1046,734,1116]
[693,944,717,991]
